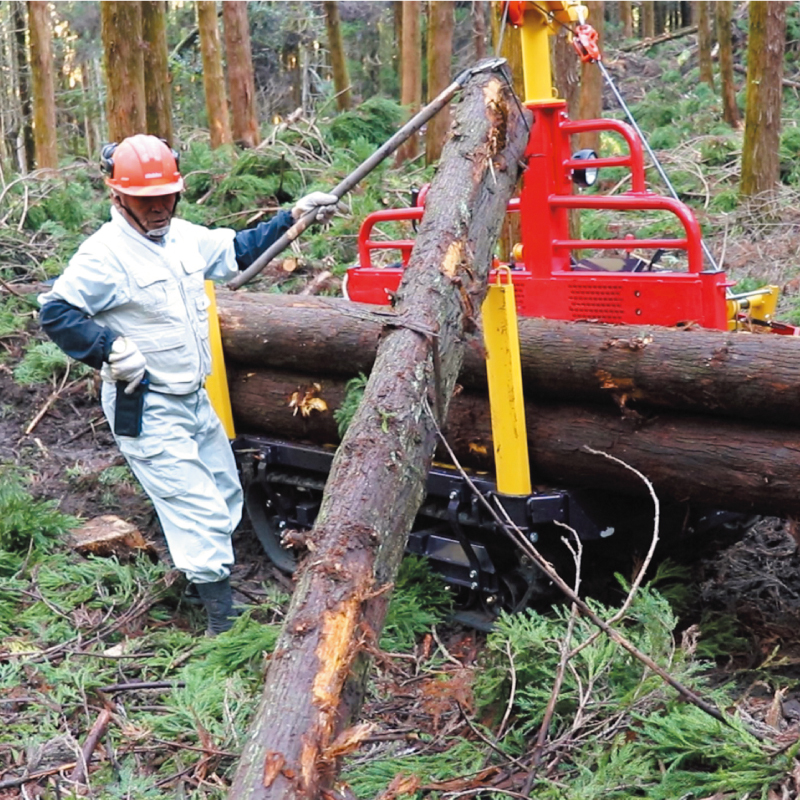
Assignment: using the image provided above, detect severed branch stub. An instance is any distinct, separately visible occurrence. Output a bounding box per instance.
[227,65,531,799]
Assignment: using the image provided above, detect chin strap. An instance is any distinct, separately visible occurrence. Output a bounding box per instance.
[115,194,178,241]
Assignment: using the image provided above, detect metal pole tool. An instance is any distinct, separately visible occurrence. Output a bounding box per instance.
[227,57,508,291]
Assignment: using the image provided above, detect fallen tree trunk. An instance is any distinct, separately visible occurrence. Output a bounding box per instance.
[228,365,800,519]
[218,292,800,426]
[228,65,530,799]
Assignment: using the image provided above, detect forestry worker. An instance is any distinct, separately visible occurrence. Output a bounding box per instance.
[38,134,338,635]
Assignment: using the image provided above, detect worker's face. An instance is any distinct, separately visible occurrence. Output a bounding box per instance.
[113,192,179,235]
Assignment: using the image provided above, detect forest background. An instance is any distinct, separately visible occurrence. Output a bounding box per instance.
[3,1,800,799]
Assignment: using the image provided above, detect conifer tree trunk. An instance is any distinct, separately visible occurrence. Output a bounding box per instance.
[697,0,714,89]
[196,0,232,148]
[322,1,351,112]
[227,64,530,800]
[682,1,693,27]
[577,0,604,154]
[620,0,633,39]
[642,1,655,38]
[717,0,740,129]
[490,2,524,262]
[13,1,34,172]
[654,1,666,35]
[79,60,99,159]
[394,1,421,165]
[553,25,580,119]
[141,0,173,142]
[740,1,786,198]
[223,1,260,147]
[27,0,57,168]
[473,0,487,59]
[425,0,454,165]
[101,0,146,142]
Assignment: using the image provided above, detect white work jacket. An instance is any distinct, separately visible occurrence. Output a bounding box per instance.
[39,208,238,395]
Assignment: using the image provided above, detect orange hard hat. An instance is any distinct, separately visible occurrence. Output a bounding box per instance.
[101,134,185,197]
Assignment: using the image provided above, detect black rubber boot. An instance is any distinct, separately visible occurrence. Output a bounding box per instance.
[194,578,234,636]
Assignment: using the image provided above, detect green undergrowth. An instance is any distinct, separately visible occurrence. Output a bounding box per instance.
[13,339,93,385]
[0,469,794,798]
[0,471,453,797]
[343,583,795,800]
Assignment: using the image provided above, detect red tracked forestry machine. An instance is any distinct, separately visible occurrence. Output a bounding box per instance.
[219,1,794,619]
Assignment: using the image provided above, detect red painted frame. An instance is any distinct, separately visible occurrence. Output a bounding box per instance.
[346,102,730,330]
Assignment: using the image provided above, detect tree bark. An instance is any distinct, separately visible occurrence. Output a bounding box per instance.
[27,0,58,168]
[740,1,786,198]
[217,293,800,427]
[322,1,351,112]
[101,1,146,142]
[553,21,580,119]
[491,5,524,262]
[473,0,487,60]
[654,0,666,36]
[717,1,740,129]
[141,0,173,142]
[619,0,633,39]
[577,0,604,154]
[227,66,530,800]
[394,0,422,166]
[227,366,800,519]
[196,0,232,148]
[13,1,35,172]
[425,1,454,165]
[697,0,715,89]
[641,1,655,39]
[223,1,260,147]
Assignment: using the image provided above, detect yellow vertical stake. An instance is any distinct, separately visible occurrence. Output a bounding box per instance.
[482,269,531,496]
[204,281,236,439]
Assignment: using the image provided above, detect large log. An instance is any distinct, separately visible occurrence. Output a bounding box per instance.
[228,66,530,799]
[218,292,800,425]
[228,366,800,519]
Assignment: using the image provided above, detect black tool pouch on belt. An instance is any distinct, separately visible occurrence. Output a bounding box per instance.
[114,373,150,437]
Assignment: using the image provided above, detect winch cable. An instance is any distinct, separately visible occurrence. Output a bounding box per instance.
[528,1,721,273]
[594,58,721,272]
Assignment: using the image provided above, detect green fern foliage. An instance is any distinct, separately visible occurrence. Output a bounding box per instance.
[380,555,452,652]
[333,372,369,437]
[13,340,91,385]
[0,469,78,554]
[327,97,406,149]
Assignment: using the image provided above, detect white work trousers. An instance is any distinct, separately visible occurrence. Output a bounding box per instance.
[101,384,243,584]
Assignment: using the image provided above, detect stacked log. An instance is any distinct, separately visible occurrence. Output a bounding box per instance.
[219,291,800,518]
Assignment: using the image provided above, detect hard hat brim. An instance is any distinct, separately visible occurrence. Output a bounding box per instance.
[106,177,185,197]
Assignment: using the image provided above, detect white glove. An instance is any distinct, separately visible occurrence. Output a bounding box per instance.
[292,191,340,225]
[107,337,147,394]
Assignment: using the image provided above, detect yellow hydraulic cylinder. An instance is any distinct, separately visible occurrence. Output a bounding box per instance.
[519,4,556,104]
[512,1,586,105]
[482,269,532,496]
[204,280,236,439]
[726,285,780,331]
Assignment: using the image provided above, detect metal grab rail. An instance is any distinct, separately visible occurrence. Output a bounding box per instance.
[559,118,646,192]
[357,194,703,275]
[548,193,704,273]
